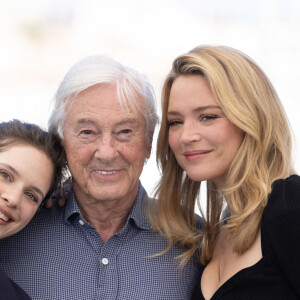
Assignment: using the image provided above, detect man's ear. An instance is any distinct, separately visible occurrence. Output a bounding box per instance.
[145,134,153,159]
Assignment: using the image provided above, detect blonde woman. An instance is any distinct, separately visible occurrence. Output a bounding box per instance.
[151,46,299,299]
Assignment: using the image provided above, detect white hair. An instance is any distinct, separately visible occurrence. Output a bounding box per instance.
[48,55,159,145]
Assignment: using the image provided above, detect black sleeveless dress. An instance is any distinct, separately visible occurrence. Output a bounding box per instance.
[192,175,300,299]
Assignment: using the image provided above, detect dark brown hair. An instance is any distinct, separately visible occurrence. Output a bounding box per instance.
[0,119,67,201]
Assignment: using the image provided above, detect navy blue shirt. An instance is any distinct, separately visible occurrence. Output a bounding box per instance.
[0,182,201,299]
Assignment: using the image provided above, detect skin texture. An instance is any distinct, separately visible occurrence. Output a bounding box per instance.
[63,83,151,241]
[167,75,244,189]
[0,144,54,239]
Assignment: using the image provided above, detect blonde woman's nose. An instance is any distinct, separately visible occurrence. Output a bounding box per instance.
[180,121,201,144]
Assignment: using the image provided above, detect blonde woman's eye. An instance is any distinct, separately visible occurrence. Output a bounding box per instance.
[201,115,218,121]
[168,120,182,127]
[0,171,12,182]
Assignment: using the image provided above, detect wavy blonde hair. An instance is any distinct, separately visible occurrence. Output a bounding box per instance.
[150,45,294,266]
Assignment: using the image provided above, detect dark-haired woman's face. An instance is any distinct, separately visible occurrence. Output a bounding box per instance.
[167,75,244,188]
[0,144,54,239]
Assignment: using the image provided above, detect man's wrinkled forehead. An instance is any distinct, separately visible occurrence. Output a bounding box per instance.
[65,84,146,124]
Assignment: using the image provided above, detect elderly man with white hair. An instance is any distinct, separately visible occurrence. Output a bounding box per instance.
[0,55,200,299]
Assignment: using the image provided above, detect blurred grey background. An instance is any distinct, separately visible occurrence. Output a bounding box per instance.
[1,0,299,204]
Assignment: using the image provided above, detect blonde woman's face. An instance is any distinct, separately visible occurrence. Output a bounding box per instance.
[167,75,244,188]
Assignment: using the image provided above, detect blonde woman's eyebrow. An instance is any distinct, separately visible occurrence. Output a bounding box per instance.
[167,105,222,116]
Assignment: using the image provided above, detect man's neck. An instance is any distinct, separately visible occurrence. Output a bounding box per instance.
[74,192,137,243]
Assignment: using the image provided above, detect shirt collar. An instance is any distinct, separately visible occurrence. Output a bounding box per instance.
[128,181,152,230]
[63,187,81,224]
[63,181,152,230]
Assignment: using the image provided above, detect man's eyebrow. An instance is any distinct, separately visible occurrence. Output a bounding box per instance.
[167,105,221,116]
[115,118,137,126]
[77,119,97,125]
[76,118,137,127]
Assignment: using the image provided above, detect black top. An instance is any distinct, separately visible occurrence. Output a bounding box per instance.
[0,267,31,299]
[192,175,300,300]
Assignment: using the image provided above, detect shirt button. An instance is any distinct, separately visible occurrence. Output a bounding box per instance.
[79,220,84,225]
[102,258,109,265]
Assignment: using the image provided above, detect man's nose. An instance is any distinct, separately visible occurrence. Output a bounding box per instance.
[94,134,118,161]
[180,121,202,144]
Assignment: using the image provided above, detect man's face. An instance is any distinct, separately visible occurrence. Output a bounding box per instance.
[63,84,151,206]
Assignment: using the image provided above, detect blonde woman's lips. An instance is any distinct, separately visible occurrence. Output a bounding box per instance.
[183,150,212,161]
